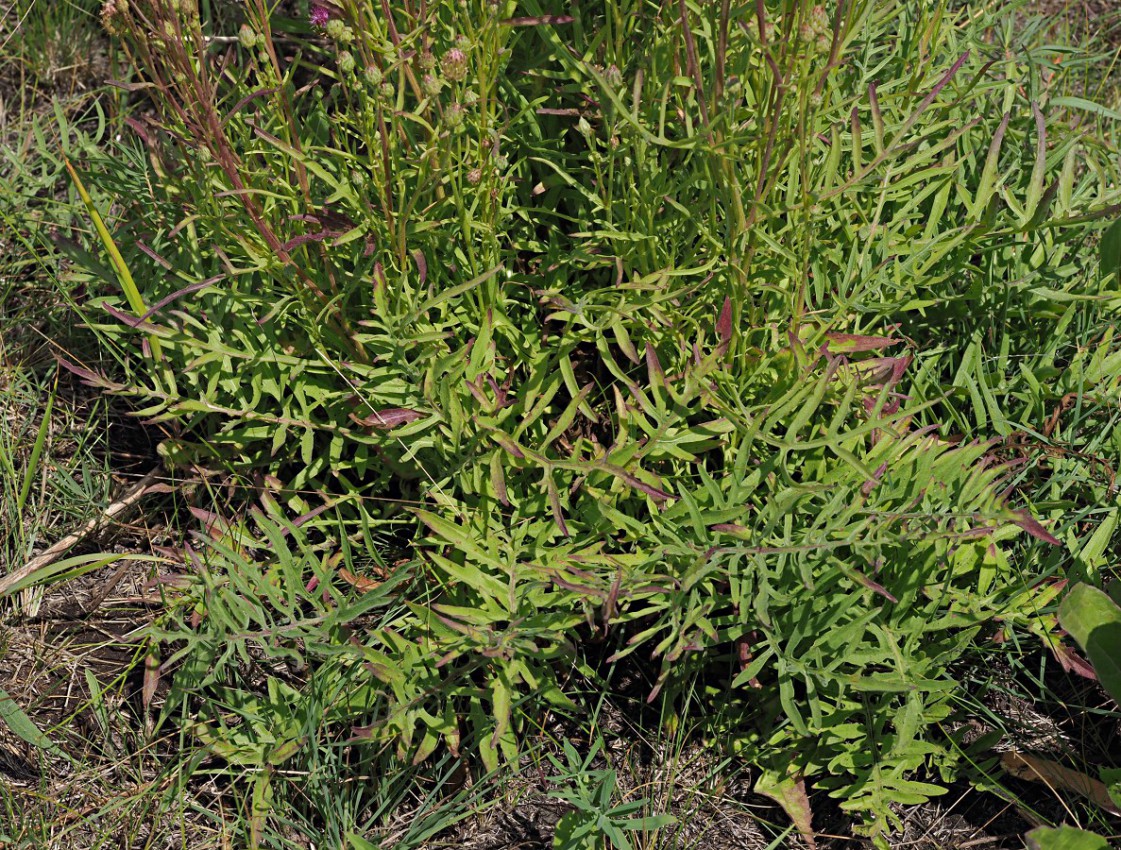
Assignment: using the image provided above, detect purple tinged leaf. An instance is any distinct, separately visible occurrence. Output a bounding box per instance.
[859,355,913,386]
[861,461,889,497]
[847,567,898,603]
[550,575,603,597]
[124,116,155,147]
[716,296,733,347]
[292,501,334,529]
[137,276,223,323]
[869,82,884,147]
[413,250,428,285]
[1014,510,1063,546]
[136,240,172,269]
[915,51,970,119]
[464,379,489,406]
[103,303,160,330]
[221,86,280,129]
[350,408,425,429]
[490,431,526,459]
[824,333,901,353]
[646,342,665,386]
[1051,641,1098,681]
[350,724,375,741]
[599,463,674,501]
[546,475,570,537]
[281,229,345,252]
[490,454,510,506]
[54,356,122,389]
[500,14,575,25]
[710,523,750,535]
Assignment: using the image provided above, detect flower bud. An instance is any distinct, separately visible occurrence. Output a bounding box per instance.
[444,102,465,129]
[325,18,353,43]
[441,48,468,82]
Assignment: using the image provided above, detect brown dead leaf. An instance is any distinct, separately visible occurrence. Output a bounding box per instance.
[338,568,382,593]
[1001,751,1121,815]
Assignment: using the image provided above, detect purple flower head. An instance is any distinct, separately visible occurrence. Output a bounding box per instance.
[310,3,330,27]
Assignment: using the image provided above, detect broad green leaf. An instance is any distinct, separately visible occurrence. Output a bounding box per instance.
[1058,584,1121,704]
[1025,826,1110,850]
[552,810,598,850]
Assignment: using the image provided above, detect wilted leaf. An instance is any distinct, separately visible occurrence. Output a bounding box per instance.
[1003,752,1121,815]
[824,333,901,353]
[756,767,816,849]
[349,408,426,430]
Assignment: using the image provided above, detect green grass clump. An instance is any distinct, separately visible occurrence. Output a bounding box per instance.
[51,0,1121,843]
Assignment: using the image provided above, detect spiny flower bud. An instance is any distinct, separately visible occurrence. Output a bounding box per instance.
[325,18,353,43]
[364,64,383,86]
[441,48,468,82]
[239,24,258,49]
[444,102,465,129]
[337,50,356,74]
[467,168,482,185]
[422,74,442,96]
[418,50,436,70]
[100,0,130,35]
[380,81,395,99]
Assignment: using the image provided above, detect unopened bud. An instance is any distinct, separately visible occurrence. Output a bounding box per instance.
[441,48,468,82]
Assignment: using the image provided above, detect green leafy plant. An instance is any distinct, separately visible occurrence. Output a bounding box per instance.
[55,0,1121,842]
[547,738,676,850]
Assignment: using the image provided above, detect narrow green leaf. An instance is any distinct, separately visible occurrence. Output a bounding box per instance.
[0,686,63,757]
[1100,217,1121,284]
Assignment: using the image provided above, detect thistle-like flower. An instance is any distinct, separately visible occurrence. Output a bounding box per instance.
[441,48,468,82]
[310,3,330,27]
